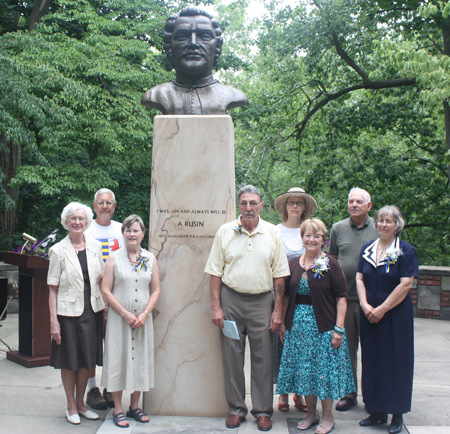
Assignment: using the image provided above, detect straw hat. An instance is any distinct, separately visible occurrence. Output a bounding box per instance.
[274,187,317,218]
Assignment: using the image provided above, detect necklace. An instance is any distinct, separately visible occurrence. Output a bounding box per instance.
[127,249,141,267]
[377,239,393,261]
[300,253,323,279]
[72,242,85,255]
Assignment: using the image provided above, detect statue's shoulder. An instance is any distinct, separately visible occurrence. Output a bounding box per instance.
[141,82,179,113]
[214,82,248,108]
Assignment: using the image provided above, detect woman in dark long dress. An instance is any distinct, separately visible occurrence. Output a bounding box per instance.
[356,205,419,434]
[48,203,105,425]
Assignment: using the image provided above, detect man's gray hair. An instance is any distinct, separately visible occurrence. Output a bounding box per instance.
[237,185,263,203]
[374,205,405,236]
[94,188,116,203]
[61,202,93,230]
[122,214,146,233]
[348,187,371,204]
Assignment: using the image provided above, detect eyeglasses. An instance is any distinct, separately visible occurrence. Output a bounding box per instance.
[69,216,85,222]
[303,233,322,240]
[239,201,261,207]
[95,201,115,206]
[377,219,395,226]
[286,201,306,206]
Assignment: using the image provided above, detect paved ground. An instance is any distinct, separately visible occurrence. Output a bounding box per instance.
[1,314,449,434]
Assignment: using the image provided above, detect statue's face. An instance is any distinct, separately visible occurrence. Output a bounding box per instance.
[170,15,217,79]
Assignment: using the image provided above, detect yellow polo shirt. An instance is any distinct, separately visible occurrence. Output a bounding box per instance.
[204,217,290,294]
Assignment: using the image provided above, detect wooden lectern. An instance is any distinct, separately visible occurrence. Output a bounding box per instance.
[4,252,50,368]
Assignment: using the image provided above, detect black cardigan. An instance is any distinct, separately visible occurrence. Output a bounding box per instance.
[284,254,348,333]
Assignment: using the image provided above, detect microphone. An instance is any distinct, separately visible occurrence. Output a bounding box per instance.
[32,229,59,252]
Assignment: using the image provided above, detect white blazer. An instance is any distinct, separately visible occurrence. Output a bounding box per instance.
[47,235,105,316]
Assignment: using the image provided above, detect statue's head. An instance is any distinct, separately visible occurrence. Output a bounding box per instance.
[163,7,223,79]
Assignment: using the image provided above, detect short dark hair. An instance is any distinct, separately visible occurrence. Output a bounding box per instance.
[163,6,223,67]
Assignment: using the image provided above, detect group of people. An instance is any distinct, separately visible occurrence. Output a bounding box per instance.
[47,184,418,434]
[48,189,160,428]
[205,185,418,434]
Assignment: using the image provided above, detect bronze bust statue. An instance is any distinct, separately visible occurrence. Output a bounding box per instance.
[141,7,249,115]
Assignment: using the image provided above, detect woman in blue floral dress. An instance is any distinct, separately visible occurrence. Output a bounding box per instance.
[276,219,354,434]
[273,188,317,413]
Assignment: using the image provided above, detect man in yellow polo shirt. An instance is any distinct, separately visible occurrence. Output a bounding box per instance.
[205,185,289,432]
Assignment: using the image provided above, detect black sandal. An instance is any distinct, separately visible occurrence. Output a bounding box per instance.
[126,407,149,423]
[113,412,129,428]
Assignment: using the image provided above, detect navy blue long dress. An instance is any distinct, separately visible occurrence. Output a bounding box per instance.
[357,238,419,414]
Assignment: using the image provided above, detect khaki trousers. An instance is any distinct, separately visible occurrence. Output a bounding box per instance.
[220,284,274,419]
[344,299,360,399]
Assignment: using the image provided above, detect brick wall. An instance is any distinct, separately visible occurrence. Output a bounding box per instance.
[413,266,450,321]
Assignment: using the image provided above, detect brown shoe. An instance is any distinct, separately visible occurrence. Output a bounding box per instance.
[226,414,245,428]
[86,387,107,410]
[257,415,272,431]
[335,396,357,411]
[103,388,115,408]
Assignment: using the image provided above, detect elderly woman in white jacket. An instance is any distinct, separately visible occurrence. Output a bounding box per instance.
[48,202,105,425]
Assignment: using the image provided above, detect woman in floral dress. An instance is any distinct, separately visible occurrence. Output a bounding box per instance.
[276,219,354,434]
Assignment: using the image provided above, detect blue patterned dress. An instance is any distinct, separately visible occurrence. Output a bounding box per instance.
[276,277,355,400]
[272,242,304,383]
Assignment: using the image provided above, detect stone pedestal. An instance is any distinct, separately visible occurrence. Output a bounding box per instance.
[143,115,234,417]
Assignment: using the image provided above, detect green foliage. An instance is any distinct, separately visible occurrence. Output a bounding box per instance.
[0,0,173,248]
[217,0,450,265]
[2,0,450,267]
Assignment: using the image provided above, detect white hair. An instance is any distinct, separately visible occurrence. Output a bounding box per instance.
[61,202,93,230]
[348,187,371,204]
[94,188,116,203]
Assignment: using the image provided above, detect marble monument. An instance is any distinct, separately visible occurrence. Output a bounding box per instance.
[143,115,234,416]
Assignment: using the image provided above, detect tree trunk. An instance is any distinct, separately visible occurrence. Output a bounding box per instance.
[444,101,450,184]
[0,134,20,245]
[28,0,52,32]
[443,20,450,186]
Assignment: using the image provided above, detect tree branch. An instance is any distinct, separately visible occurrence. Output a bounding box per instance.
[329,29,371,83]
[426,36,444,54]
[294,77,417,140]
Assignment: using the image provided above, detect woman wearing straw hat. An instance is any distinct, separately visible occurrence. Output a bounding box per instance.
[273,187,317,413]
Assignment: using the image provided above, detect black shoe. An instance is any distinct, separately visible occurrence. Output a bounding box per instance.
[335,396,357,411]
[389,415,403,434]
[359,412,388,426]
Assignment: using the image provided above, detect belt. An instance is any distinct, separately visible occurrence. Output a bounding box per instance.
[295,294,313,305]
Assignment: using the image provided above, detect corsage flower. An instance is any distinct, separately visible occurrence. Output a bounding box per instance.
[311,256,330,279]
[232,223,243,235]
[133,255,150,272]
[385,247,403,273]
